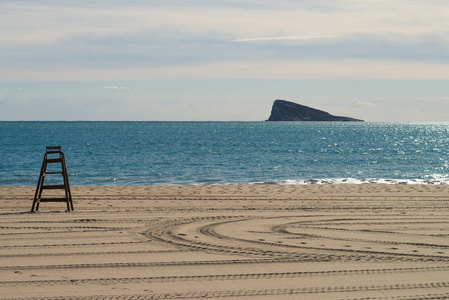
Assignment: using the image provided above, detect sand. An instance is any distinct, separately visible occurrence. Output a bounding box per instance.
[1,184,449,299]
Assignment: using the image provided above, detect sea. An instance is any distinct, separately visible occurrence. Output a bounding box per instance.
[2,121,449,186]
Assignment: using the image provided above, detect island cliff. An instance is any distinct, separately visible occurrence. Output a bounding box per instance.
[266,100,363,122]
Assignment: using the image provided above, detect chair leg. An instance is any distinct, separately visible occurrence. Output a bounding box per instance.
[32,159,47,212]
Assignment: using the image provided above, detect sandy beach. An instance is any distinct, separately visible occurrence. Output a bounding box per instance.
[1,184,449,299]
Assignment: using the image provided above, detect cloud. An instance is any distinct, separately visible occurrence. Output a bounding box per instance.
[3,0,449,82]
[4,59,449,81]
[352,98,373,106]
[232,35,337,42]
[378,96,449,102]
[103,86,129,89]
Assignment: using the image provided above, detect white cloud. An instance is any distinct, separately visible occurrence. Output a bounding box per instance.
[3,1,449,48]
[352,98,373,106]
[378,96,449,102]
[103,86,129,89]
[232,35,337,42]
[4,59,449,81]
[2,1,449,82]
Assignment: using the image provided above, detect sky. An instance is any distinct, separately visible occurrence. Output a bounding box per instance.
[2,0,449,121]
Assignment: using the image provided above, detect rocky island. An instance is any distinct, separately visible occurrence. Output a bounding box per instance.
[266,100,364,122]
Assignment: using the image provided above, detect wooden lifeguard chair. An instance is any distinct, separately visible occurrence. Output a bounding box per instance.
[31,146,74,212]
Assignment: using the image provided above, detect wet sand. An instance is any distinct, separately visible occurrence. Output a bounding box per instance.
[1,184,449,299]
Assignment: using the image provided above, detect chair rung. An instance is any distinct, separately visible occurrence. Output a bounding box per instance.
[42,185,66,190]
[46,158,63,163]
[45,171,63,175]
[39,198,69,202]
[46,146,61,150]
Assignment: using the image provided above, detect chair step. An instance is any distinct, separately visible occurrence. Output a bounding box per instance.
[45,171,63,175]
[39,198,69,202]
[42,185,66,190]
[46,158,63,163]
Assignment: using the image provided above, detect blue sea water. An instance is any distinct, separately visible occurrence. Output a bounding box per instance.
[1,121,449,186]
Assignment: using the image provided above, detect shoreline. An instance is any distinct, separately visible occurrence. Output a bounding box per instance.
[2,184,449,299]
[5,177,449,186]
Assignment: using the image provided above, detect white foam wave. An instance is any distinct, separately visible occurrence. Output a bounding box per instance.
[255,178,449,185]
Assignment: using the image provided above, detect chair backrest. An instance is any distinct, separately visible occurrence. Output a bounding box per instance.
[46,146,62,154]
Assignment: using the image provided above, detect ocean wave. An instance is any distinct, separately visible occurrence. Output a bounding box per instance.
[255,178,449,185]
